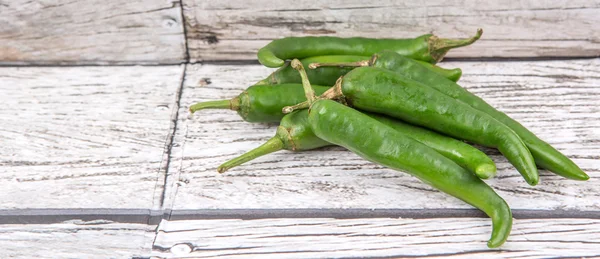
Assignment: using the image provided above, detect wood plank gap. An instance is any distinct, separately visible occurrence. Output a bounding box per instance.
[194,56,600,66]
[0,55,596,67]
[167,209,600,220]
[0,62,187,67]
[0,209,155,224]
[3,209,600,224]
[442,56,600,62]
[178,0,191,62]
[155,64,188,211]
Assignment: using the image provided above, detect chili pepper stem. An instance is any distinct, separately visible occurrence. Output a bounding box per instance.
[429,28,483,62]
[322,78,345,100]
[283,102,310,114]
[308,60,371,69]
[291,59,317,104]
[283,77,345,114]
[189,98,240,114]
[217,136,284,174]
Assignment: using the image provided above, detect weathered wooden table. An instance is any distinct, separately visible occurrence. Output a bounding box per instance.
[1,1,599,258]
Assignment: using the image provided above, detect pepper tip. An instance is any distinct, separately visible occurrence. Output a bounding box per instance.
[475,164,497,179]
[475,28,483,39]
[528,178,539,186]
[486,240,501,249]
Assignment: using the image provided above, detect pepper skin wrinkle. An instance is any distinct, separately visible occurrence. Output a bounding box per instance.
[257,29,482,68]
[332,67,539,185]
[366,51,588,181]
[308,100,512,248]
[189,84,329,123]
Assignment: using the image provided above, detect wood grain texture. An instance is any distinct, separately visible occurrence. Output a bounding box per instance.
[183,0,600,62]
[0,66,184,209]
[152,218,600,258]
[163,59,600,211]
[0,221,153,258]
[0,0,185,65]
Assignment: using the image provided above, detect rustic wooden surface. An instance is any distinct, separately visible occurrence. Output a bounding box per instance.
[152,218,600,258]
[182,0,600,62]
[2,1,599,257]
[0,221,153,258]
[164,59,600,211]
[0,0,186,64]
[2,61,598,257]
[0,66,184,209]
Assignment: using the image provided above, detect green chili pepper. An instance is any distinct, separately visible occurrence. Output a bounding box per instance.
[371,113,496,179]
[288,60,512,247]
[311,50,588,181]
[257,29,482,68]
[256,55,365,86]
[312,100,512,248]
[257,55,462,86]
[189,83,329,123]
[217,109,330,173]
[286,67,539,186]
[218,109,496,178]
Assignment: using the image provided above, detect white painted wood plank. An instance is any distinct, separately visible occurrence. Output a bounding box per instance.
[0,221,153,259]
[183,0,600,61]
[152,218,600,258]
[0,0,185,64]
[0,66,184,209]
[164,59,600,211]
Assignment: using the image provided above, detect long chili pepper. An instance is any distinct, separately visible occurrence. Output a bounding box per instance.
[257,55,462,86]
[257,29,483,68]
[285,67,539,185]
[289,59,512,248]
[189,83,329,123]
[218,109,496,178]
[310,50,588,181]
[258,29,483,67]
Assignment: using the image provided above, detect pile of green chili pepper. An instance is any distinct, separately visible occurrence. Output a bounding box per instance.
[189,29,588,248]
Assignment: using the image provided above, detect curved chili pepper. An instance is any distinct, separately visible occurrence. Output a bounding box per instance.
[311,50,588,181]
[312,100,512,248]
[257,29,482,68]
[288,60,512,247]
[286,67,539,185]
[258,55,462,86]
[189,84,329,123]
[218,109,496,178]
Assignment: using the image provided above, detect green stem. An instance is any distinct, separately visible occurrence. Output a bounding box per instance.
[291,59,316,104]
[283,76,345,113]
[430,28,483,62]
[189,98,239,114]
[217,137,284,173]
[282,102,310,114]
[308,60,370,69]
